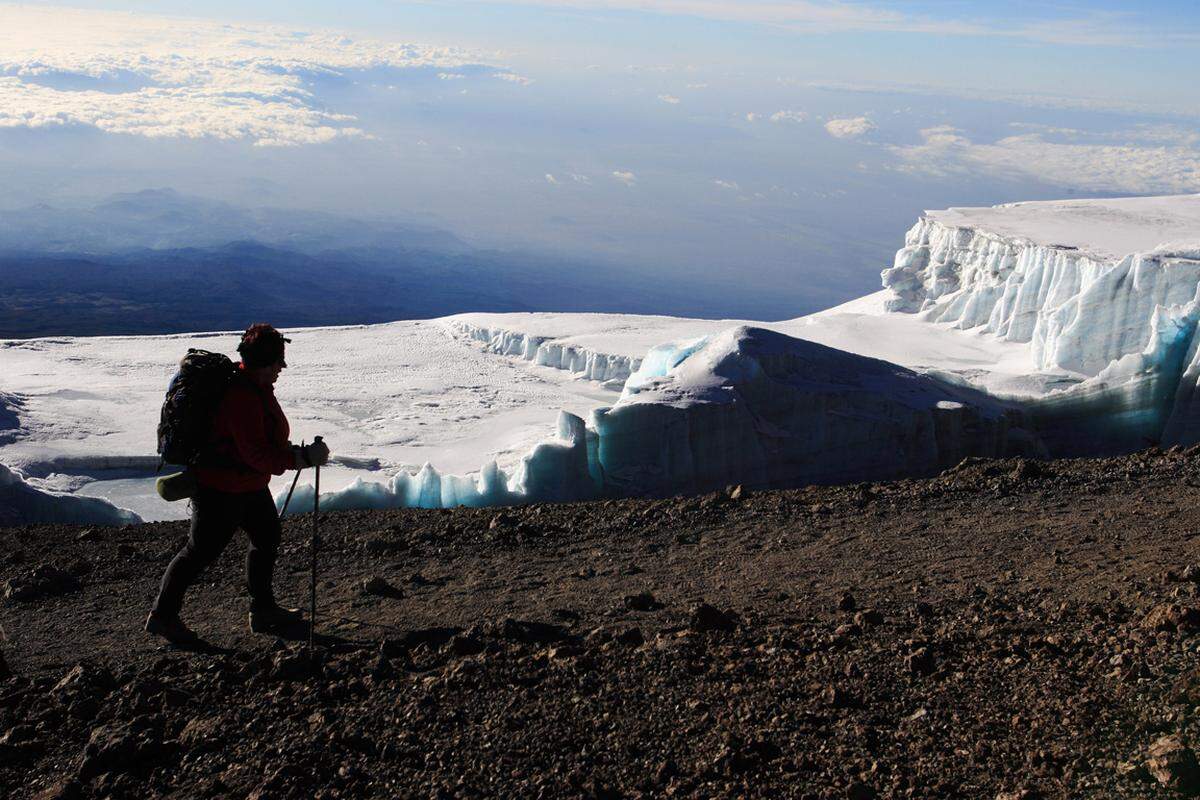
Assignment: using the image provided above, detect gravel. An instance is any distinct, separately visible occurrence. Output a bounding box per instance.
[2,447,1200,798]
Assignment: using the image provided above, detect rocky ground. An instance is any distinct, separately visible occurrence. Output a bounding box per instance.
[2,449,1200,798]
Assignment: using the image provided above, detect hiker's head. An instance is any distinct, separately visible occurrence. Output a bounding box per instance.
[238,323,291,386]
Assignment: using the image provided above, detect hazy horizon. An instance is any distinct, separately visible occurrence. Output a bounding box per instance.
[2,1,1198,322]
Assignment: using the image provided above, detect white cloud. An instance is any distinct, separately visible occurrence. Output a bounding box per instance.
[544,173,559,184]
[0,5,486,146]
[770,110,807,124]
[492,72,533,86]
[713,179,739,190]
[824,117,876,139]
[807,79,1199,119]
[1007,122,1200,148]
[745,112,760,122]
[570,173,592,184]
[1122,124,1200,147]
[612,170,637,186]
[1007,122,1088,137]
[685,82,709,89]
[438,72,467,80]
[889,126,1200,194]
[658,94,681,105]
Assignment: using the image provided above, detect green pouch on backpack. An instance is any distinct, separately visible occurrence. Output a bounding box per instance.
[156,470,198,502]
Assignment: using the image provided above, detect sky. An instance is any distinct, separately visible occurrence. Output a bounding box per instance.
[1,1,1198,315]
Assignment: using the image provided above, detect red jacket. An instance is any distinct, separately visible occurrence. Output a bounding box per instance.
[194,364,293,493]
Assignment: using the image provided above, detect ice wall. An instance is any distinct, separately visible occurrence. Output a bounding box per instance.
[0,462,142,526]
[446,320,640,386]
[883,218,1200,377]
[592,327,1037,495]
[0,391,20,435]
[1026,300,1200,454]
[883,214,1200,450]
[280,410,601,514]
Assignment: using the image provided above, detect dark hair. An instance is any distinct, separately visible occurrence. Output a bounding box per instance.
[237,323,291,368]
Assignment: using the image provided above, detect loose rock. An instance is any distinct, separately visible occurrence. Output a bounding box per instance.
[1143,603,1200,634]
[1146,735,1200,795]
[821,685,858,709]
[3,564,81,604]
[361,576,402,598]
[905,647,936,677]
[854,609,884,627]
[688,602,738,633]
[623,591,662,612]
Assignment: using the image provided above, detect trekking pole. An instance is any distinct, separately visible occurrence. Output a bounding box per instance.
[308,436,322,661]
[279,439,304,519]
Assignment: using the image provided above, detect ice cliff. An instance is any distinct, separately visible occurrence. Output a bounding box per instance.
[592,327,1035,494]
[882,196,1200,451]
[282,410,600,514]
[884,213,1200,376]
[447,319,640,387]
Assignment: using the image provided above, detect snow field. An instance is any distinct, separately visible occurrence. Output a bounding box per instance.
[0,321,621,522]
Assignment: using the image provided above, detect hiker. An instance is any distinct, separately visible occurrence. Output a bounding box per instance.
[146,323,330,644]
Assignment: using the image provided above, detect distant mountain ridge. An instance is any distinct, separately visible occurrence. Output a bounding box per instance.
[0,188,469,257]
[0,191,774,338]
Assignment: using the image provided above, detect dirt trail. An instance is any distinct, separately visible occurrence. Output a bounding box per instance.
[2,449,1200,798]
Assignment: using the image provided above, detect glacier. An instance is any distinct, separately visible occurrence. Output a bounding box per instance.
[882,195,1200,452]
[308,195,1200,512]
[303,322,1035,512]
[281,410,600,515]
[0,461,142,526]
[6,194,1200,522]
[593,326,1036,494]
[883,201,1200,376]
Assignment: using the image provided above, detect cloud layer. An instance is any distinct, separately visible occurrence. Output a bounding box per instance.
[0,5,485,146]
[890,126,1200,194]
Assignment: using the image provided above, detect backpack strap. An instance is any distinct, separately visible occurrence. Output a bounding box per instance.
[195,375,278,472]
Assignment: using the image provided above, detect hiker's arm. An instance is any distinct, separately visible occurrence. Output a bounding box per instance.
[225,391,296,476]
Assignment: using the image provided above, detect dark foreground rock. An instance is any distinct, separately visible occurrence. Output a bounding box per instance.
[3,448,1200,798]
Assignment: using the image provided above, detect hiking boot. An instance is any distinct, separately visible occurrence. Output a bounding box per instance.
[145,612,199,645]
[249,604,305,633]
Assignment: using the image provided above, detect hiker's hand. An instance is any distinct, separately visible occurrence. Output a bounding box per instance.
[301,440,330,467]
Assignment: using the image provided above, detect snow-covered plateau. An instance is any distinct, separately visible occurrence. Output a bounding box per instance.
[3,194,1199,524]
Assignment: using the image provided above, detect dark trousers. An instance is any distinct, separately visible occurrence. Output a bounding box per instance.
[152,486,281,619]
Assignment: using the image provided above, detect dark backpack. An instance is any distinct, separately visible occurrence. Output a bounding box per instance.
[157,349,238,468]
